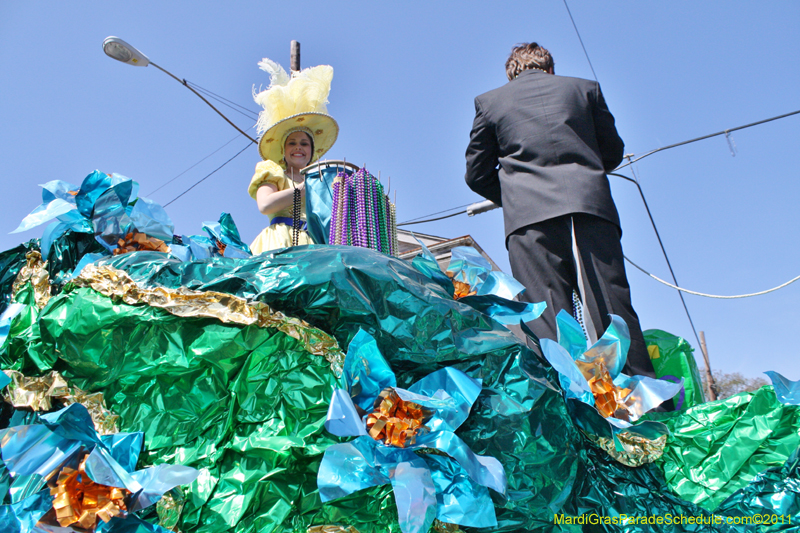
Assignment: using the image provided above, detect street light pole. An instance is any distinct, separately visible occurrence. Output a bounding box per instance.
[102,37,257,144]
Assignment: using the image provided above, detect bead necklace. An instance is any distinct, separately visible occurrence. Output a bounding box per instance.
[326,165,397,255]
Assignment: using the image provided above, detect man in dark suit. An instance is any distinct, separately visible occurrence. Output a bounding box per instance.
[465,42,658,380]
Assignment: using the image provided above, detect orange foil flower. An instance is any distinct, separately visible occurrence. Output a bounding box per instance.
[114,231,170,255]
[576,359,633,420]
[366,388,433,447]
[50,455,129,530]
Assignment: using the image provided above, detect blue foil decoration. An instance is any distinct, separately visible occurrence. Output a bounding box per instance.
[11,180,81,234]
[765,371,800,405]
[0,489,52,533]
[0,303,26,353]
[319,330,507,533]
[409,240,546,326]
[12,171,254,265]
[0,403,200,530]
[94,514,175,533]
[541,310,683,449]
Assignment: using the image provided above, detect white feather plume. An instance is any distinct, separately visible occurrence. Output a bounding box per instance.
[257,58,290,88]
[253,62,333,136]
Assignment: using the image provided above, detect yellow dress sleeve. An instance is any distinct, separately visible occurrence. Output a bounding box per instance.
[248,160,289,199]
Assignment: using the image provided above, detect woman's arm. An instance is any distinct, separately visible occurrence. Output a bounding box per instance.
[255,180,305,215]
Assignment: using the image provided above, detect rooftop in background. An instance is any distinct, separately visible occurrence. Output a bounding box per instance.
[397,229,502,273]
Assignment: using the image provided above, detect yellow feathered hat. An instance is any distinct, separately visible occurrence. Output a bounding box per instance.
[253,58,339,164]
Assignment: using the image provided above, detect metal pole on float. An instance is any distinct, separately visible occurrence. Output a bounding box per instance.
[290,40,301,74]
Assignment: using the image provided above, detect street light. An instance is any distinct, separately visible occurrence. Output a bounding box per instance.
[102,36,150,66]
[102,36,257,144]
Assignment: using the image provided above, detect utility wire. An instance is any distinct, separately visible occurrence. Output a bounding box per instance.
[561,0,701,351]
[398,203,473,225]
[398,211,466,226]
[147,135,242,196]
[615,108,800,171]
[562,0,599,83]
[624,255,800,299]
[187,81,259,120]
[163,142,252,208]
[149,62,257,144]
[610,167,703,352]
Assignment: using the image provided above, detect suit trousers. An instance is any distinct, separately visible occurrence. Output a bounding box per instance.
[507,213,658,379]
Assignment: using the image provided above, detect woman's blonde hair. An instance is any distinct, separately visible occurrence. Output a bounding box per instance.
[505,43,554,81]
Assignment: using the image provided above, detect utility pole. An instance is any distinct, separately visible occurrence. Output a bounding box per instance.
[290,41,301,74]
[699,330,718,401]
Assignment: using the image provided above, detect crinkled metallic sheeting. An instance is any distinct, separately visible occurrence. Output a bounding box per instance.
[10,250,51,310]
[657,386,800,511]
[588,432,667,468]
[715,447,800,528]
[307,526,361,533]
[8,244,800,531]
[157,487,186,530]
[2,370,119,434]
[431,520,464,533]
[73,263,344,372]
[0,281,52,374]
[33,279,403,531]
[0,241,38,314]
[37,248,577,531]
[44,230,107,288]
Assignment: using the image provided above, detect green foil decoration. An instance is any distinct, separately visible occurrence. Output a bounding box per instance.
[657,385,800,511]
[644,329,706,410]
[1,241,800,532]
[0,241,38,315]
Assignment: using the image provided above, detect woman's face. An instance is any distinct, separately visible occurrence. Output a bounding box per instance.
[284,131,313,171]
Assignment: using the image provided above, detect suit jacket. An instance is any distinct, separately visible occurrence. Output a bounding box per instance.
[465,68,625,241]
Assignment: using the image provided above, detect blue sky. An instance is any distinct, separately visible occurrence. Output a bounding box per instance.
[2,2,799,380]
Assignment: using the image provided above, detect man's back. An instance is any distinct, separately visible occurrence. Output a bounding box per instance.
[464,42,664,388]
[466,68,624,240]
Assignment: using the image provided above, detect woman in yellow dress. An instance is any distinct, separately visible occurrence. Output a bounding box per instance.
[248,59,338,254]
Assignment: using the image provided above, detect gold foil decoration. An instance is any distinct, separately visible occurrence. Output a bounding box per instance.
[433,520,466,533]
[10,249,51,309]
[3,370,119,435]
[307,527,361,533]
[214,239,227,255]
[49,454,129,529]
[446,272,476,300]
[589,432,667,467]
[157,487,186,531]
[113,231,171,255]
[73,264,345,373]
[366,387,432,447]
[575,359,632,420]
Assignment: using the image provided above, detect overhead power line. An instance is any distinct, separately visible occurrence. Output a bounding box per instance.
[407,107,800,235]
[163,142,252,207]
[562,0,598,83]
[398,203,473,226]
[187,81,259,121]
[611,166,703,352]
[147,135,242,197]
[624,255,800,299]
[615,108,800,170]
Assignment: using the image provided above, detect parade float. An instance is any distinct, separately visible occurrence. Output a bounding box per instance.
[1,48,799,533]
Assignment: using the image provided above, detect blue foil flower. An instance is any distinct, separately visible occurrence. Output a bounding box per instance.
[765,371,800,405]
[410,239,545,325]
[11,171,251,271]
[318,330,507,533]
[0,403,199,532]
[540,310,683,445]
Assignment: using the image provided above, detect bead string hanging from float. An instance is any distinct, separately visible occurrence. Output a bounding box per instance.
[328,167,397,256]
[291,186,302,247]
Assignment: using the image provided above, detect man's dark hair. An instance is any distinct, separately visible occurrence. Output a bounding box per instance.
[505,43,554,81]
